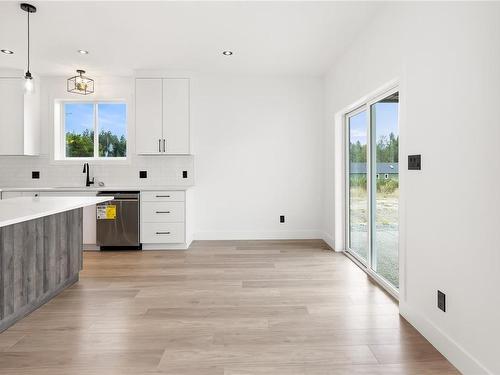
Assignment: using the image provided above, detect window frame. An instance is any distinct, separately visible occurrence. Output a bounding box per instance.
[59,100,128,162]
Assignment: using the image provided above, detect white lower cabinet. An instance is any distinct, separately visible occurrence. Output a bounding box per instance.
[141,202,185,223]
[141,191,186,246]
[141,222,185,244]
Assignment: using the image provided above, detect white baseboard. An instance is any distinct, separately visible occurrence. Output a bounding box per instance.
[400,302,491,375]
[142,243,189,250]
[193,230,323,241]
[83,244,99,251]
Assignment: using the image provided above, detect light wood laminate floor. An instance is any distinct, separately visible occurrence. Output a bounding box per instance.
[0,240,458,374]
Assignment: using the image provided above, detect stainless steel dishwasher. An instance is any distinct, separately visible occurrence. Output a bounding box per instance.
[96,191,141,250]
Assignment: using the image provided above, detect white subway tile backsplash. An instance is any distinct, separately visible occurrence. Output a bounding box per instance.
[0,155,194,188]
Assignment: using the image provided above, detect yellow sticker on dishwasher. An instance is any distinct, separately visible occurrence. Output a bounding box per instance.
[105,205,116,219]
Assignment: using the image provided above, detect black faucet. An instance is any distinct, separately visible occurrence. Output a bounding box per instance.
[82,163,94,187]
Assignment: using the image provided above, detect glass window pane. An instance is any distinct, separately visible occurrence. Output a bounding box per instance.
[348,110,368,262]
[371,92,399,288]
[98,103,127,157]
[64,103,94,158]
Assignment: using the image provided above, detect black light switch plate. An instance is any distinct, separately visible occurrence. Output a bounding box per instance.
[32,171,40,179]
[280,215,285,223]
[139,171,147,179]
[182,171,188,179]
[408,155,421,170]
[438,290,446,312]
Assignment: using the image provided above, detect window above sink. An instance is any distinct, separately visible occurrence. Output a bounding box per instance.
[53,100,128,163]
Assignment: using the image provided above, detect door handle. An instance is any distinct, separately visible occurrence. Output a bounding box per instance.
[163,139,166,152]
[156,232,171,235]
[158,139,161,152]
[155,211,171,214]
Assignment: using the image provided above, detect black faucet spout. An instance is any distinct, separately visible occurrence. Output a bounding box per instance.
[83,163,94,187]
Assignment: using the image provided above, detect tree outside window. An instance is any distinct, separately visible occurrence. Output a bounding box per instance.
[64,102,127,158]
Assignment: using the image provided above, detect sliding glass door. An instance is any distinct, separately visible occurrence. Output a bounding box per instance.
[346,89,399,291]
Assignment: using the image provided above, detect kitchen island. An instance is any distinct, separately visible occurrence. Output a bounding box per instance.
[0,196,112,332]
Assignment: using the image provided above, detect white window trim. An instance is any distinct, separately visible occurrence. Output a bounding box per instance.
[53,99,130,165]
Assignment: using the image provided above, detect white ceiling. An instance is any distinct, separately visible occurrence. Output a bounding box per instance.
[0,1,380,77]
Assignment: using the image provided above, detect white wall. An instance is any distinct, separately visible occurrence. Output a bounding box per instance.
[323,3,500,374]
[192,75,324,239]
[0,74,325,241]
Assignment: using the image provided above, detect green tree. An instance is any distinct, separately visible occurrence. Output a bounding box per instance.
[99,130,127,157]
[350,141,367,162]
[66,129,127,157]
[66,129,94,157]
[376,132,398,163]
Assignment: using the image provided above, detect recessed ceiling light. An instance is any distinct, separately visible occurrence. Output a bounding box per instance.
[77,50,89,55]
[222,50,233,56]
[1,49,14,55]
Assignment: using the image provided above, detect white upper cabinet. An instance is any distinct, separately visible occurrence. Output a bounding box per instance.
[136,78,163,154]
[0,77,40,156]
[163,79,190,154]
[135,78,190,155]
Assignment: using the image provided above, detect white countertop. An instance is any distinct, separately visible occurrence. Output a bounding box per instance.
[0,186,193,192]
[0,196,114,228]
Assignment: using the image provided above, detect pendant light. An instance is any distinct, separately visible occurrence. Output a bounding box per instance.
[67,69,95,95]
[21,3,36,94]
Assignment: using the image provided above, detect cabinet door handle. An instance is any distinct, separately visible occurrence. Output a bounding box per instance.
[156,231,171,235]
[155,211,171,214]
[158,139,161,152]
[163,139,166,152]
[155,195,171,198]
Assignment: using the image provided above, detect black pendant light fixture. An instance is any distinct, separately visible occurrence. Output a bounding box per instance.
[67,69,95,95]
[21,3,36,93]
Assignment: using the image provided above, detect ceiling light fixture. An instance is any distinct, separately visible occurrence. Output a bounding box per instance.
[21,3,36,94]
[222,50,233,56]
[1,49,14,55]
[77,50,89,55]
[67,69,94,95]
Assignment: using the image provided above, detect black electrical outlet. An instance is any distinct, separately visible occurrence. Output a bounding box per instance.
[280,215,285,223]
[139,171,147,179]
[32,171,40,179]
[437,290,446,312]
[182,170,188,179]
[408,154,421,170]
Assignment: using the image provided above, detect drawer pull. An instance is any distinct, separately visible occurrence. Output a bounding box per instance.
[155,195,171,198]
[155,211,171,214]
[156,231,171,235]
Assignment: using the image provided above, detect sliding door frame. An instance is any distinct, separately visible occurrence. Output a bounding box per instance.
[344,84,400,299]
[344,105,370,267]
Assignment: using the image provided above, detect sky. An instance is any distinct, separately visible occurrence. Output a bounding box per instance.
[65,103,127,137]
[349,102,399,145]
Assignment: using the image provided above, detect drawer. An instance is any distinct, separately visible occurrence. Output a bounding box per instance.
[141,202,185,223]
[141,191,185,202]
[141,222,185,243]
